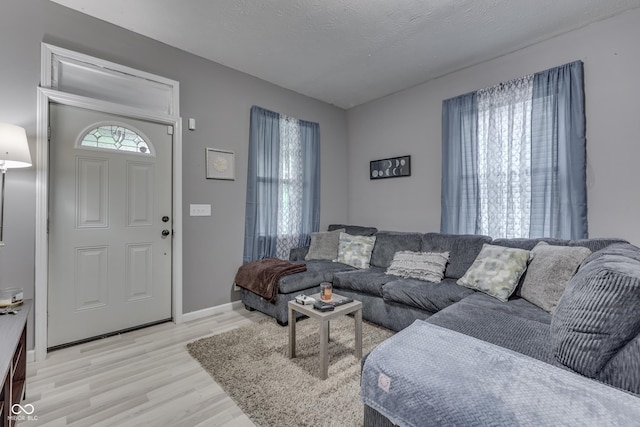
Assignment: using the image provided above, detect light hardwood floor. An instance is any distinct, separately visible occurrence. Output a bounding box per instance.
[19,308,269,427]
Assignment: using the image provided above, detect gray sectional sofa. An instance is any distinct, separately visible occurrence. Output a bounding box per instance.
[241,224,487,328]
[240,225,640,425]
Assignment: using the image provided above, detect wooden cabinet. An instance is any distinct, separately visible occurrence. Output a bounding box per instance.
[1,300,30,427]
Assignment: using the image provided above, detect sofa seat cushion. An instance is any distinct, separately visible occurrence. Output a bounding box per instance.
[278,261,354,294]
[456,292,552,325]
[332,267,392,297]
[427,293,553,363]
[382,278,475,313]
[421,233,492,279]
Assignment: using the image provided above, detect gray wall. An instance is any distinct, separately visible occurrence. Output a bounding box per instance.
[4,1,639,350]
[347,8,640,246]
[0,0,349,348]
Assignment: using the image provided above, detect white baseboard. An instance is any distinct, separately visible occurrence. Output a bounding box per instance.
[181,300,244,323]
[26,304,242,362]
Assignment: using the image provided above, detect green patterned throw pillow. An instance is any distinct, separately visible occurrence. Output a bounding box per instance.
[457,243,530,302]
[334,232,377,269]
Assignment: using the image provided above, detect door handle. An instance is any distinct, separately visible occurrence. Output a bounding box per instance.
[162,229,171,237]
[162,216,170,222]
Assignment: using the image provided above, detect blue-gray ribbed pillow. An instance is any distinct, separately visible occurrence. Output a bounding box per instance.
[551,246,640,379]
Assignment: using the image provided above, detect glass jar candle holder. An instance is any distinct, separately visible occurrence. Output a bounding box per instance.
[320,282,333,301]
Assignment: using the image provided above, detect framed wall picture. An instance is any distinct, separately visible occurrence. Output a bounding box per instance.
[370,155,411,180]
[206,148,235,180]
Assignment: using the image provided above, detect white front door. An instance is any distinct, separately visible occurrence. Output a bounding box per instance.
[48,103,173,348]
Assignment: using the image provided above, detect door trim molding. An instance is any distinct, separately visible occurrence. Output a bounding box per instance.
[36,88,183,361]
[36,91,183,360]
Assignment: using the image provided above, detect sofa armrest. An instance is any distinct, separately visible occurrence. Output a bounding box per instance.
[289,246,309,261]
[361,321,640,427]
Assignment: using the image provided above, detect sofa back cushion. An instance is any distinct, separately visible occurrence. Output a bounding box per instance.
[568,238,629,253]
[491,237,568,251]
[492,237,628,252]
[579,241,640,265]
[369,231,422,268]
[328,224,377,236]
[551,243,640,394]
[421,233,492,279]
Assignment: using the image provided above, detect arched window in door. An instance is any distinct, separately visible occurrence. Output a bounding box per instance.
[77,122,155,156]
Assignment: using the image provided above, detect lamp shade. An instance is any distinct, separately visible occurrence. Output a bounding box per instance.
[0,123,32,169]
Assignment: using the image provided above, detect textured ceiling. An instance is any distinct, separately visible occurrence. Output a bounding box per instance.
[50,0,640,109]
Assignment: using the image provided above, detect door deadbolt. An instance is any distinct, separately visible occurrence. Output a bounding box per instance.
[162,229,171,237]
[162,216,170,222]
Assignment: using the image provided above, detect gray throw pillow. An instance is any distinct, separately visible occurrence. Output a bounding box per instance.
[520,242,591,313]
[386,251,450,283]
[457,244,530,302]
[305,228,345,261]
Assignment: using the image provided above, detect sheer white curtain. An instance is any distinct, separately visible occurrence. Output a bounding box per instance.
[477,76,533,238]
[276,115,304,259]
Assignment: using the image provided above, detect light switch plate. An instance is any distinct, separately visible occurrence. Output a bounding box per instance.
[190,204,211,216]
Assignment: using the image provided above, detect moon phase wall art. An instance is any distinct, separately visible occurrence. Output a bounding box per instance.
[370,155,411,180]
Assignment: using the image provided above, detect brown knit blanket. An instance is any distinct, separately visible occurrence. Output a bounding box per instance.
[234,258,307,303]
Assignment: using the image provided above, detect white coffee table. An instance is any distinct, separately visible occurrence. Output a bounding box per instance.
[288,293,363,380]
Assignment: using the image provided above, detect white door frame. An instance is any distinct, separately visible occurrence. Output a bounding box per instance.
[35,62,184,361]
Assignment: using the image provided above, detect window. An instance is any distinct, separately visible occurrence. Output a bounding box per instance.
[441,61,587,240]
[243,106,320,263]
[78,123,153,155]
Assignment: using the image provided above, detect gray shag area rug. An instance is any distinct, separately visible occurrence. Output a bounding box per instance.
[187,315,393,427]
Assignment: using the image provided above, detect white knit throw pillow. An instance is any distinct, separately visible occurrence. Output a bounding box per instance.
[386,251,450,282]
